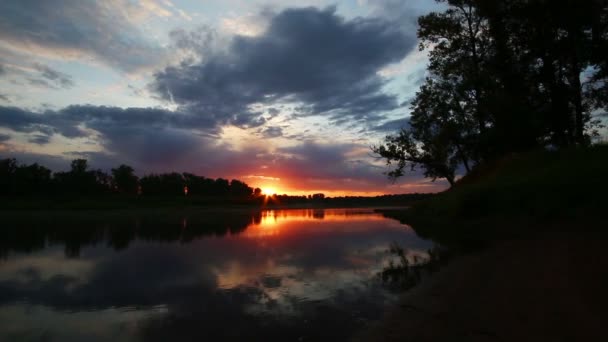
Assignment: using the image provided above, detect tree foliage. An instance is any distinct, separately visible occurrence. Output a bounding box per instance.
[0,158,255,198]
[111,165,139,194]
[375,0,608,186]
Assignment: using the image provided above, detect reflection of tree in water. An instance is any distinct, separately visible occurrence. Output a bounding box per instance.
[379,243,451,291]
[312,209,325,219]
[0,211,262,257]
[0,211,408,342]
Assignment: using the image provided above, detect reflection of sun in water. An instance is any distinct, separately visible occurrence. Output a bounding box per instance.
[260,211,279,228]
[262,187,278,195]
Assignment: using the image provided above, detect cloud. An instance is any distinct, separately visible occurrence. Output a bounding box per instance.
[27,134,51,145]
[168,25,218,63]
[370,117,410,132]
[151,6,416,128]
[0,103,444,193]
[0,105,223,168]
[274,142,385,183]
[0,133,10,142]
[365,0,445,29]
[31,63,74,89]
[261,126,283,138]
[0,0,165,72]
[0,105,217,138]
[0,103,437,193]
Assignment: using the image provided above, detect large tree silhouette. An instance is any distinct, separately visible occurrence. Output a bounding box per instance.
[375,0,608,186]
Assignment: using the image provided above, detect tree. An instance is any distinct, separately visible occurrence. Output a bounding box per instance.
[70,159,89,174]
[14,163,52,194]
[111,165,139,194]
[54,159,110,195]
[229,179,253,197]
[375,0,608,186]
[474,0,607,146]
[374,127,459,187]
[0,159,52,195]
[140,173,184,196]
[312,193,325,200]
[374,0,487,186]
[0,158,17,195]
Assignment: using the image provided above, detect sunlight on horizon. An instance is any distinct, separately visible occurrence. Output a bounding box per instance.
[261,187,279,195]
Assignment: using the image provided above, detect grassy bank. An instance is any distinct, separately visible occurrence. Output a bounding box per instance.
[379,145,608,246]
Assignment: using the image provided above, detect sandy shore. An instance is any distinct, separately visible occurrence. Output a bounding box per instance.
[355,232,608,341]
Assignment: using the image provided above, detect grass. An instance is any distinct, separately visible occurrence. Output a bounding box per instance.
[378,144,608,246]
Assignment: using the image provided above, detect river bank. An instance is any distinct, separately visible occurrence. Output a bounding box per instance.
[356,231,608,341]
[358,146,608,341]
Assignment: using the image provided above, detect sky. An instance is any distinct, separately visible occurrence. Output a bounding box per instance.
[0,0,449,196]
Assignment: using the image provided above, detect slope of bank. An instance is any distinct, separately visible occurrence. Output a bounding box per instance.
[380,145,608,246]
[361,145,608,341]
[356,232,608,341]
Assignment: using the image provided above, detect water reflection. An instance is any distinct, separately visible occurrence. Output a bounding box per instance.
[0,209,432,341]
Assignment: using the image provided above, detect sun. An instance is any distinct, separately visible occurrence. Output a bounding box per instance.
[261,187,278,195]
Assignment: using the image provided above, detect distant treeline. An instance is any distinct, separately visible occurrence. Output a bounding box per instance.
[264,193,433,206]
[0,158,432,205]
[0,158,256,197]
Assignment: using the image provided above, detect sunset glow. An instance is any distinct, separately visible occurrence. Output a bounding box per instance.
[0,0,452,195]
[261,187,278,196]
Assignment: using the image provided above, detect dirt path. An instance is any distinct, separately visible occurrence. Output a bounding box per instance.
[355,232,608,341]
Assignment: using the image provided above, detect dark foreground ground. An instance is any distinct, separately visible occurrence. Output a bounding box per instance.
[356,146,608,341]
[356,232,608,341]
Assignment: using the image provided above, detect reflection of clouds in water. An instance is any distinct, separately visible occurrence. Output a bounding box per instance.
[0,247,95,288]
[0,303,163,342]
[0,209,433,341]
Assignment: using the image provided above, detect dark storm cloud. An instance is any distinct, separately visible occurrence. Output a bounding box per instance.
[0,105,218,139]
[0,133,10,142]
[32,63,75,89]
[28,134,51,145]
[261,126,283,138]
[0,106,50,134]
[0,0,164,72]
[99,127,203,166]
[151,6,416,127]
[0,105,223,168]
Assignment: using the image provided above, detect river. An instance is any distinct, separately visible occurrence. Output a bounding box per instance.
[0,208,432,341]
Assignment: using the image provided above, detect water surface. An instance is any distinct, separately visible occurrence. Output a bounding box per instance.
[0,208,431,341]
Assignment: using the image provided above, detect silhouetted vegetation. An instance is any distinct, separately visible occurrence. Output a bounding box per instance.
[0,158,257,199]
[378,145,608,247]
[379,244,451,291]
[374,0,608,186]
[111,164,138,194]
[0,157,431,209]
